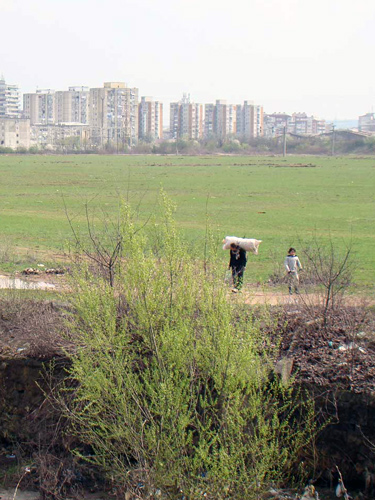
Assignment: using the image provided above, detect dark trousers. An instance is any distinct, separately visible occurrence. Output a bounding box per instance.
[232,267,244,289]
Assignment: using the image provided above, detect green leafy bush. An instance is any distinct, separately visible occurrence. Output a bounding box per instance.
[64,193,317,499]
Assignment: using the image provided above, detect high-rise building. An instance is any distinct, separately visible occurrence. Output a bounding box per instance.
[55,86,89,124]
[204,104,215,138]
[204,100,262,140]
[139,97,163,140]
[0,77,20,118]
[89,82,139,147]
[213,100,237,139]
[169,94,203,140]
[236,101,263,139]
[23,89,56,125]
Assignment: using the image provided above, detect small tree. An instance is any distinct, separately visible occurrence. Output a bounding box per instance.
[64,195,153,288]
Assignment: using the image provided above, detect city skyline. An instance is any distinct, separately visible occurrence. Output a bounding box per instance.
[1,0,375,121]
[0,75,371,125]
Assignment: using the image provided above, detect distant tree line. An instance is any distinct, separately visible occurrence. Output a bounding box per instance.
[1,132,375,155]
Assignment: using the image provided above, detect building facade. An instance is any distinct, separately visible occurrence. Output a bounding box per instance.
[89,82,139,147]
[213,100,237,139]
[0,77,20,118]
[55,86,89,124]
[264,112,326,137]
[358,113,375,133]
[204,104,215,137]
[30,123,89,150]
[263,113,291,138]
[169,95,203,140]
[236,101,263,139]
[23,89,56,125]
[203,100,262,140]
[139,97,163,140]
[0,118,30,148]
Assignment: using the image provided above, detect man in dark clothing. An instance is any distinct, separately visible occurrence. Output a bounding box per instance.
[229,243,247,291]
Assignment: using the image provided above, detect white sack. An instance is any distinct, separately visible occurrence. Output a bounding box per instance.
[222,236,262,255]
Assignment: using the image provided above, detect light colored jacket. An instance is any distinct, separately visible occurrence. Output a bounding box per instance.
[284,255,302,274]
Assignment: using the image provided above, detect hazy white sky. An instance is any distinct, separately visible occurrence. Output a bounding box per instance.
[1,0,375,120]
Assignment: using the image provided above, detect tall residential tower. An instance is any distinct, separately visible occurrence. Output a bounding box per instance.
[0,77,20,118]
[139,97,163,140]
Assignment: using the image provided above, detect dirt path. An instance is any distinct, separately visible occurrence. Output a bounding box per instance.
[0,272,373,308]
[0,490,40,500]
[0,490,108,500]
[231,288,375,307]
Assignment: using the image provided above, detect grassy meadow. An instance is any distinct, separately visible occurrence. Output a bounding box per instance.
[0,154,374,288]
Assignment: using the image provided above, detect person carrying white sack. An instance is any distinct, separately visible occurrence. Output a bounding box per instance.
[223,236,262,291]
[284,247,303,295]
[228,243,247,291]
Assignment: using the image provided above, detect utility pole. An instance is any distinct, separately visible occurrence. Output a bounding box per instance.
[331,124,335,156]
[283,126,287,157]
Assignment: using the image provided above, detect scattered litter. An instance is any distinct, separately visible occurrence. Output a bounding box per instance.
[300,484,320,499]
[22,268,41,275]
[338,342,366,353]
[22,267,65,275]
[17,348,26,353]
[6,454,16,459]
[46,268,65,274]
[275,357,294,385]
[356,331,367,339]
[306,318,323,326]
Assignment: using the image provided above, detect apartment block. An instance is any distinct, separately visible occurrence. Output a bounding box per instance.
[204,100,262,140]
[312,118,326,135]
[358,113,375,133]
[169,94,203,140]
[139,96,163,140]
[264,112,326,137]
[204,104,215,137]
[235,101,263,139]
[0,118,30,148]
[23,89,56,125]
[55,86,89,124]
[263,113,291,137]
[30,123,89,150]
[212,100,237,139]
[0,77,20,118]
[89,82,139,147]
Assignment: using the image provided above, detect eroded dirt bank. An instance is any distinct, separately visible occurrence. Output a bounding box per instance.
[1,297,375,498]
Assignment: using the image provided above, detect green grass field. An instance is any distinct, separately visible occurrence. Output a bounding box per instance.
[0,154,374,288]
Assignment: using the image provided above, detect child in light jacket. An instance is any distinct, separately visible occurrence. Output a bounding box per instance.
[284,247,303,295]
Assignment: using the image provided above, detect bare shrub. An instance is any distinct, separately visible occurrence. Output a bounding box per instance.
[298,236,354,326]
[0,292,67,358]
